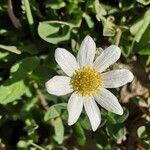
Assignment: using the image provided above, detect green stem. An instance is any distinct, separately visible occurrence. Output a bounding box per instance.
[23,0,34,38]
[115,28,122,46]
[30,142,45,150]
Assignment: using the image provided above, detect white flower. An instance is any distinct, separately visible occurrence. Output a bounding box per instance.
[45,35,134,131]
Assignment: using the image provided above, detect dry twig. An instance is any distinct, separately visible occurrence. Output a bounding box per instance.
[7,0,22,28]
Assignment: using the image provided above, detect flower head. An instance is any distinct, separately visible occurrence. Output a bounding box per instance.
[46,35,134,131]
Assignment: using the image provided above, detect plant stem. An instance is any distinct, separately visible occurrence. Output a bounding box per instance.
[23,0,34,38]
[32,82,49,111]
[115,28,122,46]
[8,0,22,28]
[30,142,45,150]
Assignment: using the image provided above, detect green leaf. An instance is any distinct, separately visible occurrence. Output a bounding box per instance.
[25,118,39,136]
[134,9,150,43]
[114,107,129,124]
[136,0,150,5]
[11,57,39,73]
[74,122,86,146]
[44,103,67,121]
[106,124,126,140]
[105,111,117,124]
[137,124,150,140]
[45,0,66,10]
[103,25,116,37]
[23,97,38,112]
[54,117,64,144]
[138,48,150,55]
[11,57,40,80]
[104,107,129,124]
[0,44,21,54]
[130,18,143,36]
[17,140,29,149]
[96,131,108,148]
[38,21,72,44]
[140,55,150,66]
[131,9,150,57]
[95,0,115,37]
[0,51,9,60]
[18,44,39,54]
[0,80,26,105]
[79,115,92,130]
[137,126,146,138]
[83,13,94,28]
[133,24,150,56]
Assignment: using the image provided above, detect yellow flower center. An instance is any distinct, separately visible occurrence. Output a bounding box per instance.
[71,67,103,96]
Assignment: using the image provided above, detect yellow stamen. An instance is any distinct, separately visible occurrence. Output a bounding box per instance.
[71,67,103,96]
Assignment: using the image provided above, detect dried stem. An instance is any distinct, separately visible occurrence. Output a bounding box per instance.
[33,82,49,111]
[32,80,55,126]
[7,0,22,28]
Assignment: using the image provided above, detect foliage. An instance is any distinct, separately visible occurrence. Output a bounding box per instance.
[0,0,149,149]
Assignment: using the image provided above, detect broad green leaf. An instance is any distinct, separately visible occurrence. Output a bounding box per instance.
[136,0,150,5]
[114,107,129,124]
[138,48,150,55]
[45,0,66,9]
[105,111,117,124]
[38,21,72,44]
[54,117,64,144]
[146,55,150,65]
[140,55,150,66]
[104,107,129,124]
[79,115,92,130]
[103,25,116,36]
[106,124,126,140]
[25,118,38,136]
[130,19,143,36]
[83,13,94,28]
[0,51,9,59]
[44,103,67,121]
[0,80,26,105]
[11,57,39,73]
[137,126,146,138]
[95,0,115,36]
[11,57,40,80]
[133,24,150,56]
[17,140,29,149]
[134,9,150,43]
[137,124,150,141]
[32,65,55,84]
[18,44,39,54]
[0,44,21,54]
[95,0,107,21]
[23,97,38,112]
[96,131,108,148]
[74,122,86,146]
[132,9,150,59]
[24,118,39,142]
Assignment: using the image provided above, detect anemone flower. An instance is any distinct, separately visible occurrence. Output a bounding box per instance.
[46,35,134,131]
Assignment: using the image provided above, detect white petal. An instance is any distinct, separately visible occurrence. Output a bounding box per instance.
[55,48,79,76]
[95,88,123,115]
[45,76,73,96]
[84,97,101,131]
[67,93,83,125]
[93,45,121,73]
[101,69,134,88]
[77,35,96,67]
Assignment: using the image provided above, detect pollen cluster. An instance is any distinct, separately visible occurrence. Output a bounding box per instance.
[71,67,103,96]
